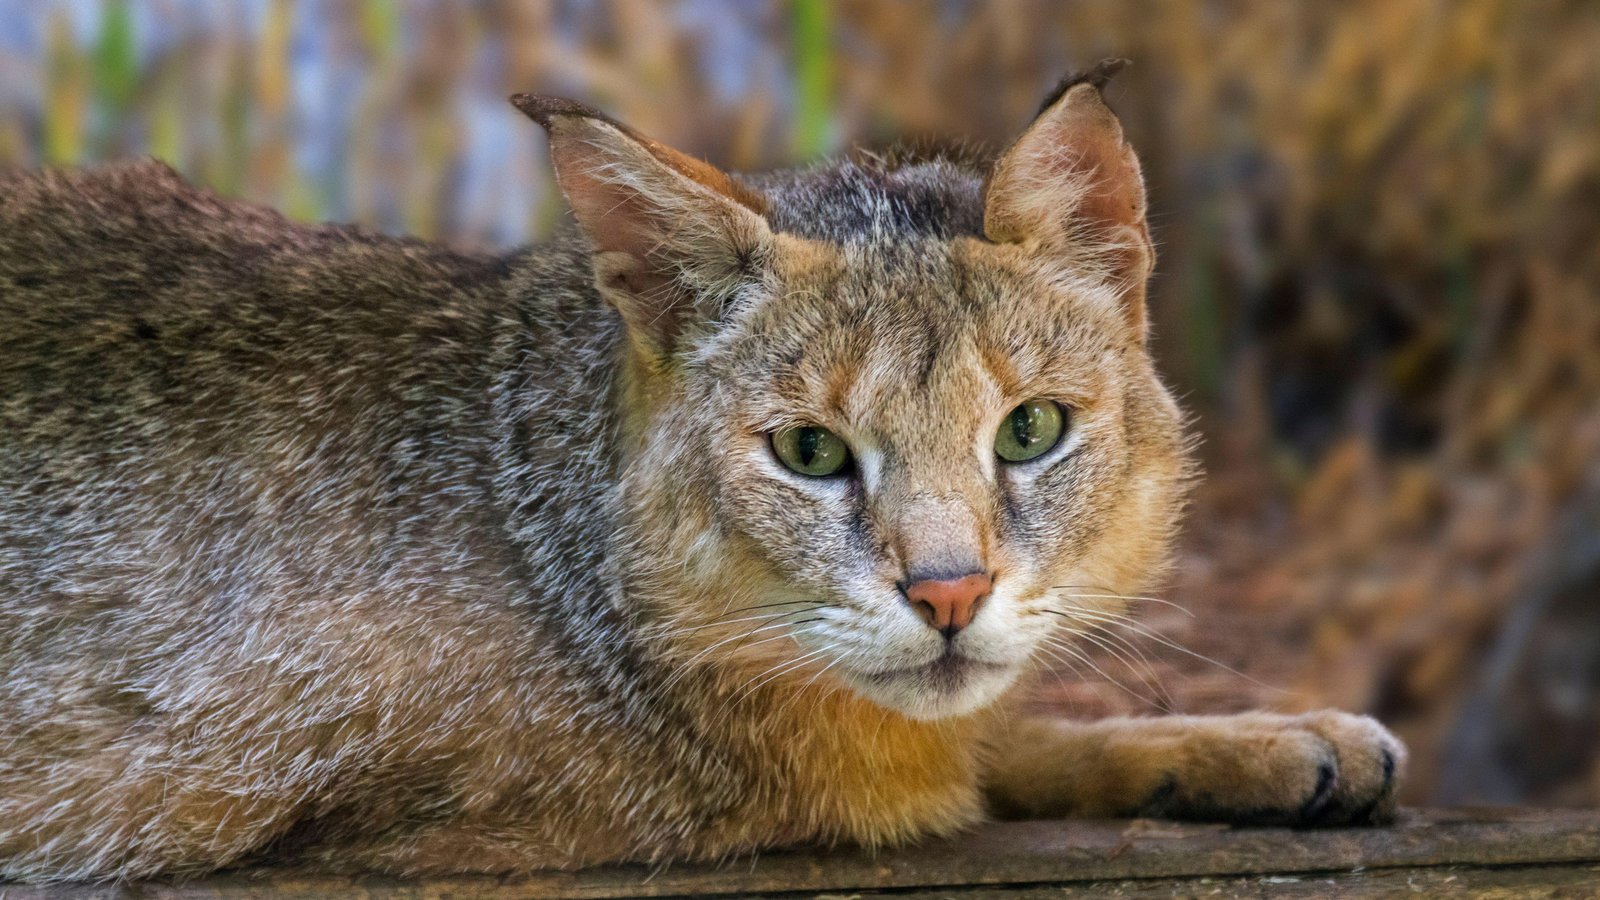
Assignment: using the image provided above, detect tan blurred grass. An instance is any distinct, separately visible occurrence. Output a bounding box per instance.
[3,0,1598,805]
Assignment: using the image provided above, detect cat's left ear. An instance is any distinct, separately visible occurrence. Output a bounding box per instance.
[513,95,773,358]
[983,59,1154,337]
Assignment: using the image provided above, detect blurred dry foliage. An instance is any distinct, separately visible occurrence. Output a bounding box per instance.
[2,0,1597,807]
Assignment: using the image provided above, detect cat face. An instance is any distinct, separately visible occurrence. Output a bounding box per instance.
[682,238,1185,718]
[519,64,1189,719]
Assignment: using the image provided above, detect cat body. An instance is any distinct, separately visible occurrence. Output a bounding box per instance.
[0,65,1402,882]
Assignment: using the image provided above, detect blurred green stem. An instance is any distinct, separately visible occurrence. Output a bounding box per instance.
[92,0,137,133]
[44,13,85,165]
[791,0,831,160]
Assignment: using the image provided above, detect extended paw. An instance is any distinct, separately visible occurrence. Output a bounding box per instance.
[1292,711,1405,825]
[1135,711,1406,827]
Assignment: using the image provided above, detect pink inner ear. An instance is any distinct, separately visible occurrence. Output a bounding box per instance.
[985,82,1148,247]
[558,169,658,262]
[1064,134,1147,236]
[556,166,689,342]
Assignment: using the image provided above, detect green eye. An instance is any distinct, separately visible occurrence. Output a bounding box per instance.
[995,400,1067,463]
[772,426,852,477]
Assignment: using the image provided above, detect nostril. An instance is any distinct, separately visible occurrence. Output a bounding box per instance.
[964,590,988,624]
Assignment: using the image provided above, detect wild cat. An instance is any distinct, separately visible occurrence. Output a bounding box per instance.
[0,61,1403,881]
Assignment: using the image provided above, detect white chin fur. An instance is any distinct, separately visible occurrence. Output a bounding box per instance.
[840,661,1021,720]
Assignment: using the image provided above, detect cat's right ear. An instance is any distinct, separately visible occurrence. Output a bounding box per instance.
[513,95,773,357]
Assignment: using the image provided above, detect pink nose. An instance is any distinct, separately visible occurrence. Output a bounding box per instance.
[902,572,992,636]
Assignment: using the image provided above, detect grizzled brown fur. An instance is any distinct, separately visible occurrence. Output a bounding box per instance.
[0,63,1404,882]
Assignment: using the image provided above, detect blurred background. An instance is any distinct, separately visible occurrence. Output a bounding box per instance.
[2,0,1597,808]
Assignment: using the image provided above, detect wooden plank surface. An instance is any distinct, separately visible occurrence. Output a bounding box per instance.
[813,864,1600,898]
[3,808,1598,899]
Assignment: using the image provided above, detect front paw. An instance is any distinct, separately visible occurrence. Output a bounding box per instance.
[1138,711,1406,827]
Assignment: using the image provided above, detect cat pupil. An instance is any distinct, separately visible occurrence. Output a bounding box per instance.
[1011,408,1035,446]
[797,428,820,465]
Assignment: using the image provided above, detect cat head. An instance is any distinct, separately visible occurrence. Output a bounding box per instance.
[516,61,1190,720]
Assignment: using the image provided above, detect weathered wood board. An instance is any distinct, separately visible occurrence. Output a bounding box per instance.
[4,808,1598,898]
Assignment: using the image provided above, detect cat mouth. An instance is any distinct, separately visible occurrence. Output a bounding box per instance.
[842,649,1022,718]
[866,651,1007,688]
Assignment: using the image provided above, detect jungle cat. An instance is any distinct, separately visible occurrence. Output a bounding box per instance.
[0,61,1404,882]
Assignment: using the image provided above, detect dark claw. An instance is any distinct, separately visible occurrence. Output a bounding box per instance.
[1299,762,1338,823]
[1135,773,1180,818]
[1350,747,1401,825]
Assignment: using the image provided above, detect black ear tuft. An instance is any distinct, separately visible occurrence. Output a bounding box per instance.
[1035,58,1130,117]
[509,94,625,132]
